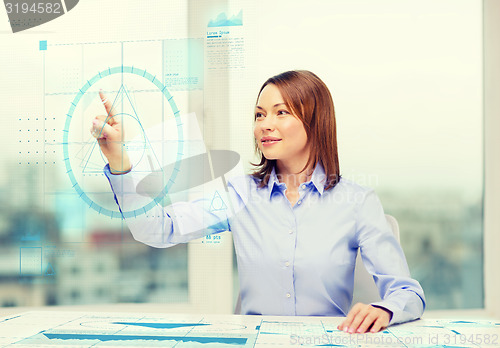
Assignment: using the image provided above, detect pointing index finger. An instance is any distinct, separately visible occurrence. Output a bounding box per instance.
[99,90,116,120]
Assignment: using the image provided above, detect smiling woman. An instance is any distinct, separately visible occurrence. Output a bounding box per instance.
[96,70,425,334]
[251,71,340,203]
[254,84,310,186]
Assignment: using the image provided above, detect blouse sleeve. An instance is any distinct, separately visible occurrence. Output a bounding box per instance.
[104,164,230,248]
[355,189,426,326]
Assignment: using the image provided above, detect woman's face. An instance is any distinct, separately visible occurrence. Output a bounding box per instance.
[253,84,310,166]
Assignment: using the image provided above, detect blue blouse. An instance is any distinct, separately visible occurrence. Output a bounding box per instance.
[104,162,425,325]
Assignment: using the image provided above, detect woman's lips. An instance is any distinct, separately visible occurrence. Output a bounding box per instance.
[262,139,282,146]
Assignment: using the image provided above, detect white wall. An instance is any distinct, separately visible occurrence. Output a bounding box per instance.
[483,0,500,319]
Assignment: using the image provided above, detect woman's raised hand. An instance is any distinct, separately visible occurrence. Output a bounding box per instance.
[91,90,131,174]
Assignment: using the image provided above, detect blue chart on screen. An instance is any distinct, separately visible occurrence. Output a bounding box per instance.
[62,66,183,219]
[41,333,248,345]
[2,311,499,347]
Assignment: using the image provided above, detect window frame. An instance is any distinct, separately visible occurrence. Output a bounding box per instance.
[482,0,500,320]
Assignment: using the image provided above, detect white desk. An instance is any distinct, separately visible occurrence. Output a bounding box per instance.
[0,311,499,347]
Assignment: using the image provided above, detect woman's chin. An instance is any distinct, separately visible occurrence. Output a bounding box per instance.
[261,152,279,161]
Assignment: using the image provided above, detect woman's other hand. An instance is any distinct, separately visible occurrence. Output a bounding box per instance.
[91,90,131,174]
[337,303,392,334]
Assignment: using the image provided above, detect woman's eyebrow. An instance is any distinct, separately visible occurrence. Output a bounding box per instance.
[255,103,286,110]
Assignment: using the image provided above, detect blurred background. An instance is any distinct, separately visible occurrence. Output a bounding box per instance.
[0,0,486,314]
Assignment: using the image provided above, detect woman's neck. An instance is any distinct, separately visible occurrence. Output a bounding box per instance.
[276,159,314,191]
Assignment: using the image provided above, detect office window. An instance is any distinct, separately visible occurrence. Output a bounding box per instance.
[0,0,193,309]
[229,0,483,310]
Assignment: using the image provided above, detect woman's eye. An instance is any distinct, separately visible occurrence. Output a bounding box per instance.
[278,110,289,115]
[255,112,265,119]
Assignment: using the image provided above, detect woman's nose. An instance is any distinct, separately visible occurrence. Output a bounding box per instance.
[259,115,275,131]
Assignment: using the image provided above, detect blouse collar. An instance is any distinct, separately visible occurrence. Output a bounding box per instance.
[266,162,326,198]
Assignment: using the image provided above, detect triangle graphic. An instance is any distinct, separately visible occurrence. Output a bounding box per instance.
[45,263,55,276]
[80,85,165,175]
[209,190,227,212]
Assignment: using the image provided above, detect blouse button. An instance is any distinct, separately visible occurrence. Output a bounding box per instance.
[286,293,291,298]
[297,200,302,205]
[288,229,293,234]
[301,184,306,189]
[285,261,290,267]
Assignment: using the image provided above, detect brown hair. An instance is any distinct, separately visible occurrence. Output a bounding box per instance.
[251,70,341,191]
